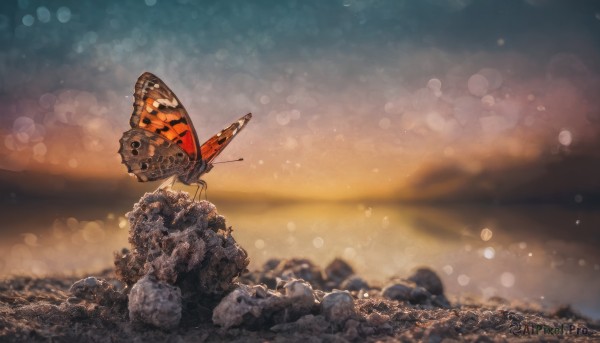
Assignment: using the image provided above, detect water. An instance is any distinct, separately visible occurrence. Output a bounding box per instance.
[1,198,598,319]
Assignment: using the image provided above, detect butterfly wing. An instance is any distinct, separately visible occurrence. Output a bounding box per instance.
[130,72,201,160]
[200,113,252,165]
[120,72,252,184]
[119,128,192,182]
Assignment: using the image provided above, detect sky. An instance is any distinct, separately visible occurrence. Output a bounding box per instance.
[1,0,600,202]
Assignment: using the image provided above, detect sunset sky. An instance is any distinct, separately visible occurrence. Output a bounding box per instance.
[1,0,600,202]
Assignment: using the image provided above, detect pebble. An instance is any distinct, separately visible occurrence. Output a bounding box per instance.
[321,290,355,323]
[285,279,316,311]
[382,283,412,301]
[340,275,369,292]
[324,258,354,285]
[128,276,182,330]
[408,268,444,295]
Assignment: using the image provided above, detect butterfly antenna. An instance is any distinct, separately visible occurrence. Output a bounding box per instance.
[213,158,244,164]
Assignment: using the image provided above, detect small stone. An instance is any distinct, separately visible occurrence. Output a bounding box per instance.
[213,280,317,329]
[274,258,324,288]
[321,290,355,323]
[366,312,390,327]
[212,285,260,329]
[115,189,249,294]
[263,258,281,271]
[128,275,182,330]
[407,268,444,295]
[69,276,126,308]
[324,258,354,285]
[83,277,98,287]
[382,283,412,301]
[284,279,316,311]
[254,284,269,299]
[66,297,82,304]
[409,286,431,304]
[340,275,369,292]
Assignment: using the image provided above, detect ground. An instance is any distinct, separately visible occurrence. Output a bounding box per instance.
[0,266,598,343]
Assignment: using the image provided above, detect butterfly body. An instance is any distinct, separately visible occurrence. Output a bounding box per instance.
[119,72,251,187]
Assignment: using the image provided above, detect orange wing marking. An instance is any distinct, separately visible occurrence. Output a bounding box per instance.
[137,97,197,157]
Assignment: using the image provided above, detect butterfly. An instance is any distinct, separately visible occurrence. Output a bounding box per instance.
[118,72,252,191]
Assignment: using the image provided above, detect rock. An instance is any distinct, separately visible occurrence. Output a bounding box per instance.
[321,290,355,323]
[212,279,317,329]
[407,268,444,296]
[366,312,390,327]
[380,268,447,307]
[115,190,248,293]
[114,189,249,326]
[409,286,431,304]
[128,275,182,330]
[69,277,127,309]
[553,305,583,319]
[239,259,282,288]
[382,283,412,301]
[263,258,281,271]
[340,275,369,292]
[284,279,316,312]
[273,258,324,289]
[212,284,266,329]
[382,282,440,305]
[324,258,354,285]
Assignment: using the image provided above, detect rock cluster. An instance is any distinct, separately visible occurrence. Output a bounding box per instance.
[70,189,249,329]
[67,189,451,332]
[216,259,451,331]
[212,279,358,330]
[382,267,450,308]
[241,257,370,293]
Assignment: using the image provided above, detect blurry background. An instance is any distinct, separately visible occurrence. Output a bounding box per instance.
[1,0,599,319]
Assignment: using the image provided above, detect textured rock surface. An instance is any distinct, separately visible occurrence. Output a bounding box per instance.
[324,258,354,289]
[69,276,126,309]
[408,267,444,296]
[382,282,413,301]
[273,258,325,289]
[212,279,317,329]
[1,265,598,342]
[68,190,249,329]
[321,290,355,323]
[340,275,369,292]
[112,189,249,327]
[382,268,451,308]
[114,189,249,295]
[128,275,182,330]
[284,279,316,312]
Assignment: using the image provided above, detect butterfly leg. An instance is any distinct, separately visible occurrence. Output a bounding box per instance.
[193,180,208,201]
[157,175,176,191]
[202,180,208,200]
[193,184,200,200]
